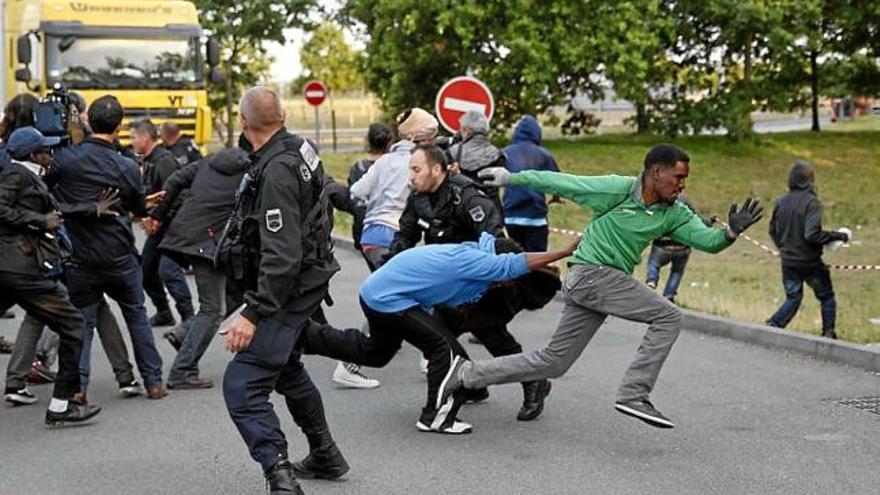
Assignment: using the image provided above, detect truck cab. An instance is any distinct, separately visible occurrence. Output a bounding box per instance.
[2,0,218,146]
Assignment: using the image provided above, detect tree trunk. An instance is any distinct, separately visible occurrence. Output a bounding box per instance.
[810,49,820,132]
[740,33,754,138]
[636,101,649,134]
[225,61,235,148]
[224,42,239,148]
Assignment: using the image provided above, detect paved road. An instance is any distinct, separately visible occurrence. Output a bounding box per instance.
[1,247,878,494]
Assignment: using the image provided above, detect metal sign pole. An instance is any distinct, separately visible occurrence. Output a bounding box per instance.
[314,105,320,147]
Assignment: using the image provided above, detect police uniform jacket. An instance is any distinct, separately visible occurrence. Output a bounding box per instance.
[238,129,340,323]
[388,172,504,258]
[166,136,203,166]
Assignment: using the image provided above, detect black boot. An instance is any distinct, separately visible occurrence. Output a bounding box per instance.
[284,370,350,480]
[291,432,350,480]
[265,461,304,495]
[822,328,838,340]
[149,308,176,327]
[517,380,551,421]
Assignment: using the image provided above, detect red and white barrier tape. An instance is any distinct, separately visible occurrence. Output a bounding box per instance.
[549,224,880,272]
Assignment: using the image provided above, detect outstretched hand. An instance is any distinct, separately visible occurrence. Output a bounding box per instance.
[727,198,764,237]
[477,167,512,187]
[96,188,121,217]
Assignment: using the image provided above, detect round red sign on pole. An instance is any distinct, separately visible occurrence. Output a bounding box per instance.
[304,81,327,106]
[434,76,494,133]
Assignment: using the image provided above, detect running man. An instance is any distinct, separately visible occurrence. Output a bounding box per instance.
[439,143,763,428]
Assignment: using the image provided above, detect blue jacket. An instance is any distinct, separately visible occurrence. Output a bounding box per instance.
[359,233,529,313]
[502,116,559,221]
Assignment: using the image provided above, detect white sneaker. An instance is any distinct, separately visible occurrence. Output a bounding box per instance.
[4,387,38,406]
[416,419,473,435]
[332,362,380,389]
[419,357,428,375]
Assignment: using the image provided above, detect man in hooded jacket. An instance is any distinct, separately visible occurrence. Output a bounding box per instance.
[767,160,847,339]
[502,115,561,252]
[149,147,251,388]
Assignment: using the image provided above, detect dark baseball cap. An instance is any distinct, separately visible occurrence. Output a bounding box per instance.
[6,127,61,159]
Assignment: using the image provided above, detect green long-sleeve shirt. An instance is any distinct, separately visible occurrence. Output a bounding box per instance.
[511,170,732,274]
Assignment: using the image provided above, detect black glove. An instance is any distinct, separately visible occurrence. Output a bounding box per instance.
[828,231,849,243]
[727,198,764,235]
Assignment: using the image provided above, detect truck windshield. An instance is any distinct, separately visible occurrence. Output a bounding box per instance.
[46,35,202,89]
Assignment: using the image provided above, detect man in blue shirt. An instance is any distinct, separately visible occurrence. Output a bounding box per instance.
[300,233,577,434]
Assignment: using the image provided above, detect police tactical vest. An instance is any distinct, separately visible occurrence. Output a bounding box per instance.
[214,133,334,290]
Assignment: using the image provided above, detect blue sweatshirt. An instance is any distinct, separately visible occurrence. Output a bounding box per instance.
[360,233,530,313]
[502,116,560,224]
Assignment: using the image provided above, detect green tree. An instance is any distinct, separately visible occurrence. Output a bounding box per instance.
[298,21,365,100]
[341,0,604,132]
[196,0,317,146]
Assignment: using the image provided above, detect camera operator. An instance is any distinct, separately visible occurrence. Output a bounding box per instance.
[0,126,101,426]
[51,95,167,400]
[131,120,194,327]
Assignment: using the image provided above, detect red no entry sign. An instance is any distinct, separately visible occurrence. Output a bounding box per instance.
[304,81,327,106]
[435,76,494,133]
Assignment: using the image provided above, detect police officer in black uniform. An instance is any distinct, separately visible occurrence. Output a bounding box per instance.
[217,87,348,495]
[160,121,203,166]
[132,119,194,327]
[387,143,552,421]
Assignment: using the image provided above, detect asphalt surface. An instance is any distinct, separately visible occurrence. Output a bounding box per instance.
[1,246,878,495]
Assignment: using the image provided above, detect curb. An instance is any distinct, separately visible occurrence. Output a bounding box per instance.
[681,310,880,372]
[330,235,880,372]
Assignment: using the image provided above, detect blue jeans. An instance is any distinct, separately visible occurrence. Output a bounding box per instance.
[67,255,164,389]
[767,263,836,332]
[645,245,691,300]
[168,258,226,384]
[143,231,194,320]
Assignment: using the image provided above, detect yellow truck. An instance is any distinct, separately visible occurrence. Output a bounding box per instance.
[2,0,218,145]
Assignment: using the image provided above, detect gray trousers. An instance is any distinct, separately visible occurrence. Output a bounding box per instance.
[168,258,225,384]
[460,264,682,403]
[5,298,134,390]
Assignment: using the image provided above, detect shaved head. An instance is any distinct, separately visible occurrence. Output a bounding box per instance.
[239,86,285,132]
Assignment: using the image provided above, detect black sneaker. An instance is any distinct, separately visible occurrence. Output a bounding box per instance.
[118,380,143,398]
[4,387,38,406]
[149,310,176,327]
[614,400,675,428]
[163,331,182,351]
[45,402,102,427]
[436,354,466,410]
[265,460,305,495]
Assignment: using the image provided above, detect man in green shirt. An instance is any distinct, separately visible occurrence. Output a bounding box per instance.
[438,144,763,428]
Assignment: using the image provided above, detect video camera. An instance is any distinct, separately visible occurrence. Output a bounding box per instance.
[34,82,83,144]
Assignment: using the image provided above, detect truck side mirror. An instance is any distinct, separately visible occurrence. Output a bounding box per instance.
[207,38,220,67]
[17,34,32,64]
[209,67,223,84]
[14,68,32,82]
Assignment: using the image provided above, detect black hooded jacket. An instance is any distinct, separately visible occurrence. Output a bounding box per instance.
[156,147,249,262]
[769,161,846,266]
